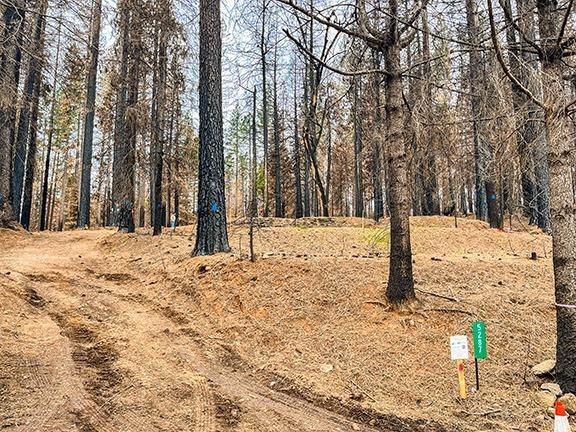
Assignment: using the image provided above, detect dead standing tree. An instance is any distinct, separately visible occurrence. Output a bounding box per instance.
[19,0,48,231]
[280,0,429,304]
[290,6,340,217]
[487,0,576,393]
[0,0,25,226]
[112,0,135,232]
[78,0,103,229]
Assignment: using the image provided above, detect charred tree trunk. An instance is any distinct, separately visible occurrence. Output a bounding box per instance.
[152,19,167,236]
[273,49,283,218]
[353,76,364,218]
[78,0,102,228]
[302,77,311,218]
[166,77,178,226]
[251,86,258,218]
[483,52,503,230]
[384,40,415,304]
[173,82,182,227]
[47,151,59,230]
[0,0,25,226]
[21,76,41,229]
[370,50,384,222]
[303,150,311,216]
[293,75,303,219]
[420,8,440,216]
[12,0,47,222]
[111,2,135,232]
[485,179,502,229]
[326,111,332,214]
[128,36,141,229]
[466,0,488,221]
[260,0,270,217]
[194,0,230,255]
[20,0,47,230]
[58,146,70,231]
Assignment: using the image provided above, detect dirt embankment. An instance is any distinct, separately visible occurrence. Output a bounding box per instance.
[0,217,558,431]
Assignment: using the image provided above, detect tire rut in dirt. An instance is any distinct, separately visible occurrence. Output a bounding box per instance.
[177,349,376,432]
[257,371,452,432]
[0,353,59,430]
[94,274,441,432]
[13,284,124,430]
[0,285,88,431]
[176,339,455,432]
[212,390,241,430]
[52,313,123,402]
[40,276,216,432]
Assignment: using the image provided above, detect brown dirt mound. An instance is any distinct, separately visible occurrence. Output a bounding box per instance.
[97,216,555,431]
[0,225,30,244]
[0,217,558,431]
[232,216,382,228]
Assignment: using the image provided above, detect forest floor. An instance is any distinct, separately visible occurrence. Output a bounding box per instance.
[0,216,561,431]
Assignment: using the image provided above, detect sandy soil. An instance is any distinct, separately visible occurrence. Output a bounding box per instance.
[0,216,561,431]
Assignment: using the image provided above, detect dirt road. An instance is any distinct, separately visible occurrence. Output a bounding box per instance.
[0,229,444,432]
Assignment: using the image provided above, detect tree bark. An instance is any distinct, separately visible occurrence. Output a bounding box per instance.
[420,7,439,216]
[273,48,283,217]
[325,108,332,215]
[251,86,258,218]
[111,2,135,232]
[293,74,303,218]
[40,23,62,230]
[518,0,550,232]
[194,0,230,255]
[303,149,310,216]
[12,0,47,222]
[384,40,415,304]
[0,0,25,226]
[58,145,70,231]
[260,0,270,217]
[20,0,47,230]
[47,150,59,230]
[536,0,576,393]
[486,179,502,229]
[78,0,102,228]
[152,16,167,236]
[353,75,364,218]
[370,50,384,221]
[465,0,488,221]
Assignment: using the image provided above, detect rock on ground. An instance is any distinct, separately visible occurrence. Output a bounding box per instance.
[532,360,555,377]
[541,383,562,397]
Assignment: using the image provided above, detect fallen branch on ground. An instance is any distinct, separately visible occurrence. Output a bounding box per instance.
[416,288,459,302]
[461,409,502,416]
[424,307,473,316]
[348,379,378,403]
[364,300,390,310]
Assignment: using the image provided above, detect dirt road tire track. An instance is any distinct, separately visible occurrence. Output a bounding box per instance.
[1,230,454,432]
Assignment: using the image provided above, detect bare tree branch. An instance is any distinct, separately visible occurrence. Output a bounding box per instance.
[283,28,390,77]
[557,0,574,47]
[275,0,381,46]
[497,0,543,56]
[487,0,545,109]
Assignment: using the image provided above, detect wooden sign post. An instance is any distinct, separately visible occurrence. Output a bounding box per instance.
[450,335,469,399]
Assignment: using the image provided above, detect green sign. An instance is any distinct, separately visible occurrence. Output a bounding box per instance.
[472,321,488,360]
